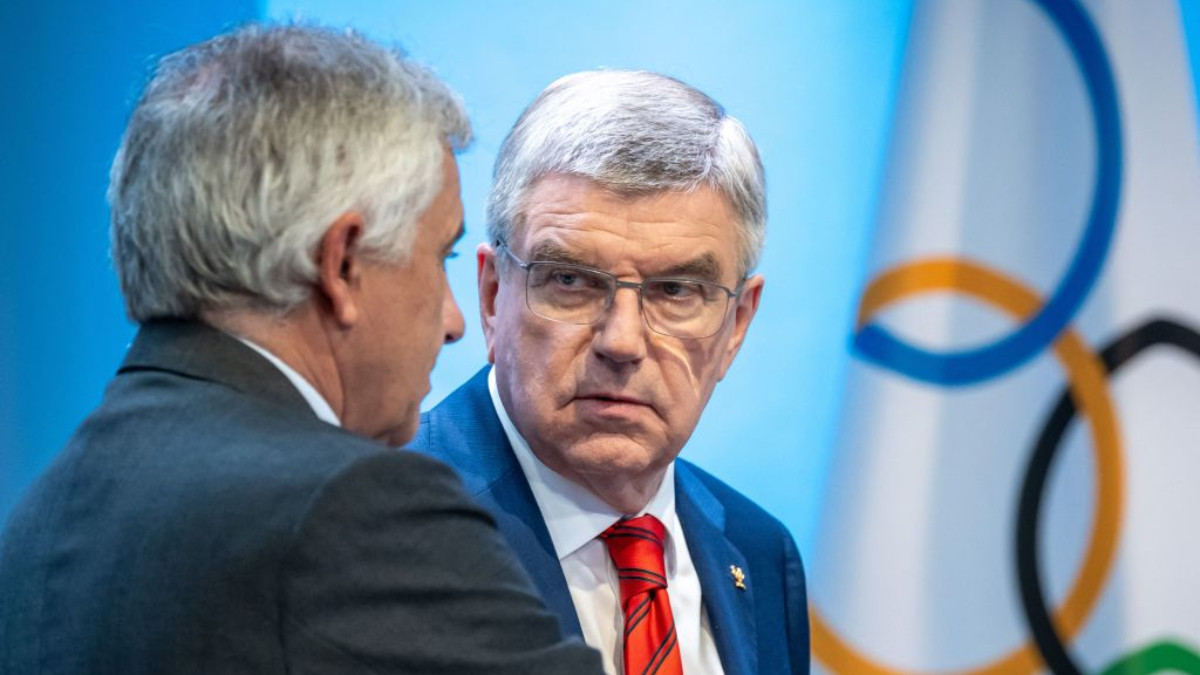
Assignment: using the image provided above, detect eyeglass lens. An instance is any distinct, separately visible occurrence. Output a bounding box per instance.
[524,261,730,338]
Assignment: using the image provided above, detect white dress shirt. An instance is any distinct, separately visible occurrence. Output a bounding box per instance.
[236,336,341,427]
[488,369,724,675]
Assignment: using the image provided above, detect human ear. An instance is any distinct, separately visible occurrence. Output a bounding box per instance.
[316,212,366,328]
[477,242,500,363]
[716,274,764,381]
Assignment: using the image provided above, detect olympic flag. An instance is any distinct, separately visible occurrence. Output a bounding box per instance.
[811,1,1200,674]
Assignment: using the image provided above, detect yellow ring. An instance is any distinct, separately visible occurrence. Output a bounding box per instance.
[812,258,1124,675]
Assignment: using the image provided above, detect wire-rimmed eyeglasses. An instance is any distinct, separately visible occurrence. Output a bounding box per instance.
[496,243,742,340]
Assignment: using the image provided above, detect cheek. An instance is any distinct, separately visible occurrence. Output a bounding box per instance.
[652,339,717,394]
[497,320,587,401]
[650,340,724,422]
[492,312,540,386]
[493,281,526,322]
[413,297,442,356]
[535,338,574,388]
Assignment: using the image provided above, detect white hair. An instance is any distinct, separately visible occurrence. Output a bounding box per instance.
[487,70,765,275]
[109,23,471,322]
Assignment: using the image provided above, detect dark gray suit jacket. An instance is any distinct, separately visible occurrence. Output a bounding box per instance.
[0,320,601,674]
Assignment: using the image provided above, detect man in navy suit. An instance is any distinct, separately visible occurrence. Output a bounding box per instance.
[412,70,810,674]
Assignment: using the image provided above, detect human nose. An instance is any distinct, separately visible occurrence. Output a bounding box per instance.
[591,285,647,363]
[443,284,465,344]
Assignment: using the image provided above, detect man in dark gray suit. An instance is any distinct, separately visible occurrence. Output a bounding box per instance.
[0,24,601,674]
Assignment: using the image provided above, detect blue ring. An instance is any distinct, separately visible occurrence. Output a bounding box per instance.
[853,0,1122,386]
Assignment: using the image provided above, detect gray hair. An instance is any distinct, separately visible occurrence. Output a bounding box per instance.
[109,24,471,322]
[487,70,765,275]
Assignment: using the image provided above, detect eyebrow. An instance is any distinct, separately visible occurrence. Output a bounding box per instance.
[654,253,724,283]
[527,241,594,267]
[527,241,726,283]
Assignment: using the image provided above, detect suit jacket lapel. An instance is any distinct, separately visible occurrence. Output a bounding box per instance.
[675,462,758,675]
[424,368,584,637]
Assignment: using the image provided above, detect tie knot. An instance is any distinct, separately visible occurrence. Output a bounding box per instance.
[600,514,668,593]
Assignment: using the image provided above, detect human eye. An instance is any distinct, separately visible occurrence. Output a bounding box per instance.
[550,268,582,288]
[660,280,698,298]
[648,279,707,303]
[534,265,604,291]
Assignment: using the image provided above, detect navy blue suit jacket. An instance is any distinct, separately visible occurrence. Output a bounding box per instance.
[411,367,810,675]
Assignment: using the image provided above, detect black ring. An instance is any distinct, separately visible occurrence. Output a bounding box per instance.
[1015,317,1200,673]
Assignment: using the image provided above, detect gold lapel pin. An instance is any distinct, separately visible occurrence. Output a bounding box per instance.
[729,565,747,591]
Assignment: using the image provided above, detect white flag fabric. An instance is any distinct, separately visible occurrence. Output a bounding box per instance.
[811,1,1200,674]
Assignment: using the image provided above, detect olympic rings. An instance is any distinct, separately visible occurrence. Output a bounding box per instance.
[812,258,1125,675]
[852,0,1122,386]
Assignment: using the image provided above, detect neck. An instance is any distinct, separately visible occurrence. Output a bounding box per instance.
[203,304,346,417]
[563,462,669,515]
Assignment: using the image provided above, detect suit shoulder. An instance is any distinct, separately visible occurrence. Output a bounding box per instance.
[305,443,471,510]
[409,368,511,478]
[677,459,795,545]
[185,403,471,520]
[30,373,463,542]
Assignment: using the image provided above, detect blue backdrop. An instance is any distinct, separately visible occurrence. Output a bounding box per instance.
[0,0,259,527]
[0,1,914,550]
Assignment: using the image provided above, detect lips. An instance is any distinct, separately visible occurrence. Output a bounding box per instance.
[575,392,651,406]
[572,391,657,423]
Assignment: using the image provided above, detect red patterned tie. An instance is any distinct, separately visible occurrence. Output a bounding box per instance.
[600,515,684,675]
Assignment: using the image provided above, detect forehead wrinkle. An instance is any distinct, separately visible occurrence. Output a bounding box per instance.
[517,180,738,281]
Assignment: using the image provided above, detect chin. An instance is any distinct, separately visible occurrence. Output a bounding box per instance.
[560,433,672,476]
[380,411,419,447]
[383,431,413,448]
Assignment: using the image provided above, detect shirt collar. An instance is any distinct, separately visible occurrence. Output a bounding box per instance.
[487,367,678,563]
[235,336,341,428]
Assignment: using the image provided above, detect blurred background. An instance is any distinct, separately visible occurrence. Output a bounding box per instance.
[2,1,1197,673]
[0,0,911,544]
